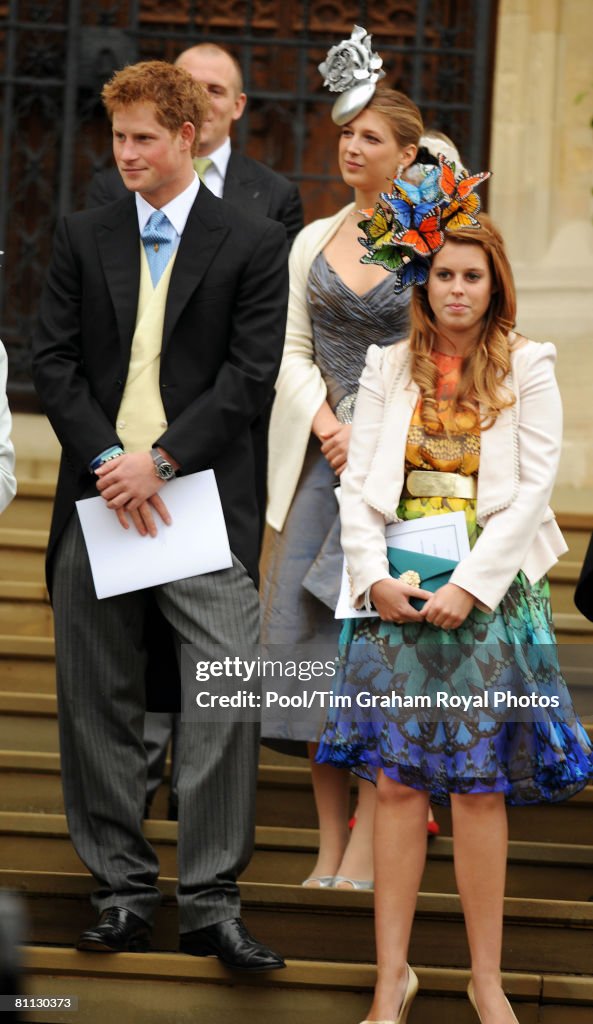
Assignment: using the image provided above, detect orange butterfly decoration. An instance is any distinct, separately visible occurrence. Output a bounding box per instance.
[439,155,491,231]
[393,211,443,258]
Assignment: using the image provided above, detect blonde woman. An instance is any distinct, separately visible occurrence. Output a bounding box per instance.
[262,85,423,888]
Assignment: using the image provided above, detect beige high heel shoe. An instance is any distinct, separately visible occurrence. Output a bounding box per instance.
[467,980,519,1023]
[359,965,418,1024]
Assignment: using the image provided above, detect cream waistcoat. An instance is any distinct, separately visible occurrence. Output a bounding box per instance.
[116,246,177,453]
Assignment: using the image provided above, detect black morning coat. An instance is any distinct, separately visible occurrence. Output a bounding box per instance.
[32,185,289,709]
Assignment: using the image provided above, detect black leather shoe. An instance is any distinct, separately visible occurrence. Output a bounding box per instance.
[180,917,285,972]
[77,907,151,952]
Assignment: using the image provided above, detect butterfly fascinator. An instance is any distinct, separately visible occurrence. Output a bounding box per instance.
[358,155,491,293]
[319,25,385,126]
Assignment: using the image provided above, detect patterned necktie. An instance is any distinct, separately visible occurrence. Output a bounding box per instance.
[193,156,213,183]
[141,211,177,288]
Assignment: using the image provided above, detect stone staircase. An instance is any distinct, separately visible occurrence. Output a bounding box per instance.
[1,471,592,1022]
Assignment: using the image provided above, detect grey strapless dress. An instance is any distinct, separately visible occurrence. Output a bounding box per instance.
[260,252,409,743]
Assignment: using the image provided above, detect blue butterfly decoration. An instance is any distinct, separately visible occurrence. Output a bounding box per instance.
[394,166,441,205]
[392,252,430,294]
[380,166,441,233]
[383,197,437,233]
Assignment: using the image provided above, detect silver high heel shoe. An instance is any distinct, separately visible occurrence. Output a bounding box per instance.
[467,979,519,1022]
[359,965,418,1024]
[333,875,374,890]
[301,875,334,888]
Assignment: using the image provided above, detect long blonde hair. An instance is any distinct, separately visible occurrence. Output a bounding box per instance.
[409,215,517,432]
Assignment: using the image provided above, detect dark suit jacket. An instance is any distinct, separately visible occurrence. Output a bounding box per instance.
[33,187,289,592]
[86,150,304,245]
[86,154,302,547]
[575,532,593,622]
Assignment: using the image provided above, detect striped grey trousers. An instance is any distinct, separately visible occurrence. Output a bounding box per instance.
[52,510,260,932]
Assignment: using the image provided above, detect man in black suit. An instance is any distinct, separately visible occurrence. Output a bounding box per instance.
[87,43,303,245]
[575,535,593,621]
[32,60,288,970]
[88,44,303,820]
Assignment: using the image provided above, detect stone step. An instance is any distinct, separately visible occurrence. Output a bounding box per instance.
[0,618,589,675]
[0,581,48,602]
[11,413,60,481]
[557,527,592,564]
[0,553,585,597]
[0,687,59,752]
[5,669,593,728]
[555,612,593,637]
[0,529,47,581]
[1,479,54,531]
[0,688,592,755]
[0,692,56,714]
[21,947,593,1024]
[0,750,330,826]
[0,592,580,640]
[2,750,593,844]
[0,614,591,652]
[4,869,593,974]
[0,748,319,821]
[4,475,589,539]
[0,571,586,635]
[1,812,592,901]
[4,659,588,716]
[552,557,587,581]
[2,570,589,626]
[0,586,53,637]
[550,562,592,614]
[0,656,56,693]
[3,478,589,524]
[0,636,55,694]
[0,519,590,606]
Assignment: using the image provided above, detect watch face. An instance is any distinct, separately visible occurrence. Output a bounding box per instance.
[156,461,175,480]
[152,452,175,480]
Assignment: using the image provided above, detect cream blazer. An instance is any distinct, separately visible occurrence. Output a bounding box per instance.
[341,338,568,612]
[266,203,355,531]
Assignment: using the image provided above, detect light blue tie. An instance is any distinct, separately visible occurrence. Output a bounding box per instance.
[141,211,177,287]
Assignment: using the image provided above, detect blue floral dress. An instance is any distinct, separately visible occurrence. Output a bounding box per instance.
[316,352,593,804]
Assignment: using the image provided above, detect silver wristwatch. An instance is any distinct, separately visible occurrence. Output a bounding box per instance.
[150,449,175,481]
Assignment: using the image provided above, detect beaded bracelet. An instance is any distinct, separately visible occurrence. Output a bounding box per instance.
[88,445,124,473]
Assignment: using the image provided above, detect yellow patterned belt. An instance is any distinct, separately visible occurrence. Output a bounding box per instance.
[404,469,477,500]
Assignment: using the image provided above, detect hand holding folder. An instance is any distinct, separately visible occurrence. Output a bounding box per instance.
[336,511,470,619]
[387,548,458,610]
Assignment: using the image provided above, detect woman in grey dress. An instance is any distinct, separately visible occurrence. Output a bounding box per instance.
[262,85,424,887]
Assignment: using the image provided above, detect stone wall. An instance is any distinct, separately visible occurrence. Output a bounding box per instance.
[490,0,593,493]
